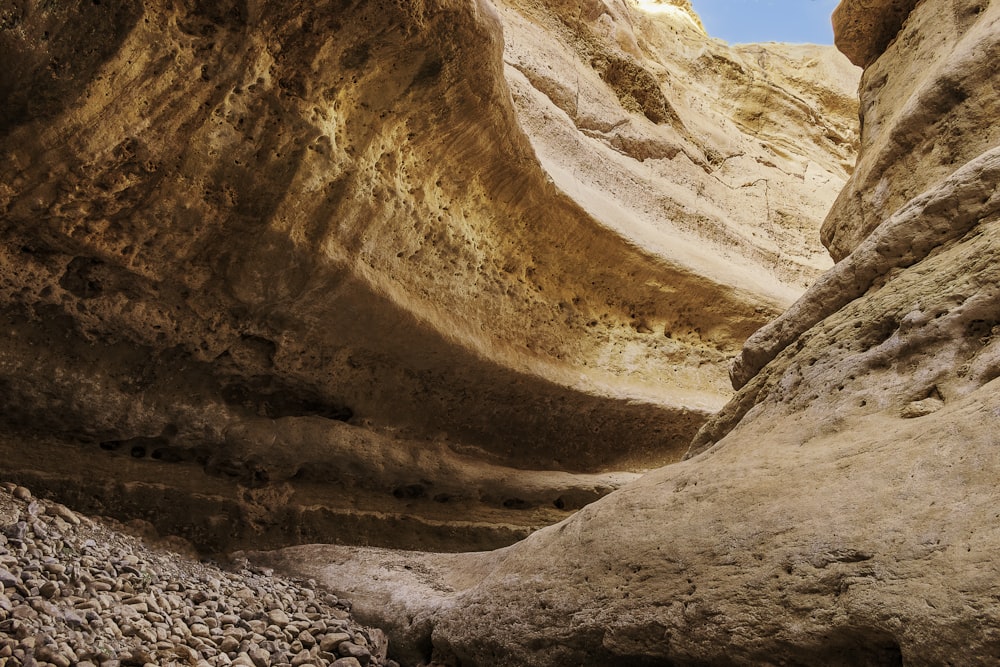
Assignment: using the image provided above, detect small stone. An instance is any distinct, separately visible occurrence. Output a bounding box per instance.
[39,581,60,598]
[297,630,316,648]
[900,397,945,418]
[336,642,370,665]
[231,653,256,667]
[121,647,153,666]
[0,569,19,589]
[219,635,241,653]
[289,649,313,666]
[46,504,80,526]
[60,609,85,627]
[248,648,270,667]
[266,609,290,627]
[172,646,198,663]
[42,562,66,576]
[190,623,212,638]
[12,488,31,502]
[11,604,37,621]
[331,659,362,667]
[319,633,352,653]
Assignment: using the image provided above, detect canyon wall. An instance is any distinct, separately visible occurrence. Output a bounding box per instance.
[0,0,856,552]
[255,0,1000,665]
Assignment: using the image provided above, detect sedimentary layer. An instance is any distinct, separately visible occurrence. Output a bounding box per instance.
[0,0,857,551]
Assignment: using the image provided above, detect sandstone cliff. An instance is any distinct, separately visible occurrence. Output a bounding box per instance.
[0,0,857,552]
[254,0,1000,665]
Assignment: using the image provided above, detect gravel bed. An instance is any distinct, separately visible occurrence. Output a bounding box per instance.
[0,483,399,667]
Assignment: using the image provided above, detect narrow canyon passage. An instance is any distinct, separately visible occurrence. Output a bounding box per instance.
[5,0,1000,665]
[0,0,856,554]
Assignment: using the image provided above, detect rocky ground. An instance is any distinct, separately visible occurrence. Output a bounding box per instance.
[0,484,397,667]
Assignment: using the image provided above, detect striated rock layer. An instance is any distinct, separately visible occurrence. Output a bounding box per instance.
[254,0,1000,665]
[0,0,856,552]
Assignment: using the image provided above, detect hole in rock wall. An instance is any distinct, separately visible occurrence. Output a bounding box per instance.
[59,257,105,299]
[392,484,427,500]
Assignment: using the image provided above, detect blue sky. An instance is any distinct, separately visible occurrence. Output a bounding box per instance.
[688,0,840,45]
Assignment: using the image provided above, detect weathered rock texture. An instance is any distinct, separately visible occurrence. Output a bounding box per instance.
[253,0,1000,665]
[0,0,856,552]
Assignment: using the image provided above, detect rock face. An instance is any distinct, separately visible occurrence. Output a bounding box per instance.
[252,1,1000,665]
[0,0,856,552]
[824,0,1000,259]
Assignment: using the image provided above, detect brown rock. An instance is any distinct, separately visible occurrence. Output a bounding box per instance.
[318,633,352,653]
[331,659,362,667]
[824,0,1000,260]
[833,0,922,66]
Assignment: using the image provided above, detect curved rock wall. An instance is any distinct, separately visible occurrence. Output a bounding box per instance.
[0,0,856,552]
[254,1,1000,665]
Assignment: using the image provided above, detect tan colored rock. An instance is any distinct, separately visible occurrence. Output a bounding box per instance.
[833,0,922,67]
[253,1,1000,665]
[824,0,1000,259]
[501,0,859,298]
[0,0,855,550]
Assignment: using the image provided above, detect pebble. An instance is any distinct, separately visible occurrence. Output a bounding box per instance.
[0,485,397,667]
[319,633,352,653]
[338,642,371,665]
[332,659,363,667]
[266,609,290,627]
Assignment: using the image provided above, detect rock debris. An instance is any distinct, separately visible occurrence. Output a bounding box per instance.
[0,484,398,667]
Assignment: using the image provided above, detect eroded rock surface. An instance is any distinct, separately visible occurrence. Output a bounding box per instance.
[254,1,1000,665]
[0,0,856,552]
